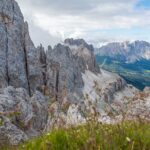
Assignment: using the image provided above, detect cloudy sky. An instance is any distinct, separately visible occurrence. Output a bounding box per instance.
[16,0,150,47]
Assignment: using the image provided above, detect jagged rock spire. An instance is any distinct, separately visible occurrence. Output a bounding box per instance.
[0,0,44,95]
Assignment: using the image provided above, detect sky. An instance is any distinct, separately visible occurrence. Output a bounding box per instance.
[16,0,150,47]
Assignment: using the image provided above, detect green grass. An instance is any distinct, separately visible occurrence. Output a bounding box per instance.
[2,121,150,150]
[144,70,150,73]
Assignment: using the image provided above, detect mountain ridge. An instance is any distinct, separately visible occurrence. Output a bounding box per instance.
[95,40,150,90]
[95,40,150,63]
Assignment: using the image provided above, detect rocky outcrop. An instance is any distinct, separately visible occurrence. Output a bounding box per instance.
[0,86,48,145]
[65,38,100,73]
[0,117,28,146]
[0,0,48,145]
[45,39,100,103]
[46,44,84,102]
[0,0,44,95]
[46,39,139,128]
[124,87,150,121]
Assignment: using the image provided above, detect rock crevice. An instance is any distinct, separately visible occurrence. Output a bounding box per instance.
[23,36,31,96]
[4,23,9,85]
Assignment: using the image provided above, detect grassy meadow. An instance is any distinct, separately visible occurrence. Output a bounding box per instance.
[2,121,150,150]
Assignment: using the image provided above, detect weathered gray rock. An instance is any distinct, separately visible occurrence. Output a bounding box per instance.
[24,23,44,94]
[0,0,44,95]
[46,44,84,102]
[0,0,48,144]
[46,39,101,103]
[0,117,28,145]
[144,87,150,93]
[45,39,139,128]
[0,0,25,89]
[0,86,48,145]
[125,88,150,121]
[65,38,100,73]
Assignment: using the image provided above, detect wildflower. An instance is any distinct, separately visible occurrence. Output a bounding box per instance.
[76,129,80,133]
[126,137,131,142]
[46,133,50,136]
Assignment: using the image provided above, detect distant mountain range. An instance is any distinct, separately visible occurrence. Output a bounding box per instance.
[95,41,150,90]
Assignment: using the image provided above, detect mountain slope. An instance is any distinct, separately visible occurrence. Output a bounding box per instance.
[46,38,138,129]
[95,41,150,90]
[95,41,150,63]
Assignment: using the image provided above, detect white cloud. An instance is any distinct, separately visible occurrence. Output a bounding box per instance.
[16,0,150,47]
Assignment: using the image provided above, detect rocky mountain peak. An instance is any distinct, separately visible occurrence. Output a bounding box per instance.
[64,38,94,51]
[0,0,44,95]
[64,38,100,73]
[95,40,150,63]
[0,0,23,24]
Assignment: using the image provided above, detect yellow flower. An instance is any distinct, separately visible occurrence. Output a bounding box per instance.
[46,133,50,136]
[126,137,131,142]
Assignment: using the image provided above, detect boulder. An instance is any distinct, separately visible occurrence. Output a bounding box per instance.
[0,86,48,145]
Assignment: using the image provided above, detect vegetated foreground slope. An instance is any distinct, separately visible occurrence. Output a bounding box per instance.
[2,121,150,150]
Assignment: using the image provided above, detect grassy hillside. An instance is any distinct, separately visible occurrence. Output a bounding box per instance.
[96,55,150,90]
[2,121,150,150]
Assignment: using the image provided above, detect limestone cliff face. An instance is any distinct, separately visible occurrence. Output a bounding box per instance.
[0,0,44,95]
[45,39,101,103]
[45,39,139,128]
[0,0,47,144]
[46,44,84,102]
[0,86,48,145]
[65,38,100,73]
